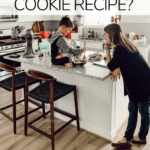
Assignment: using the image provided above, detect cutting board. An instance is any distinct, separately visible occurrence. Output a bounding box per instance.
[32,21,44,33]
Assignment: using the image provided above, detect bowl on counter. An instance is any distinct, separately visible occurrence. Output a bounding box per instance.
[73,57,87,66]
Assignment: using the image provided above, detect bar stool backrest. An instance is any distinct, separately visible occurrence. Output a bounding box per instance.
[26,70,56,82]
[0,62,17,73]
[26,69,56,103]
[0,62,18,92]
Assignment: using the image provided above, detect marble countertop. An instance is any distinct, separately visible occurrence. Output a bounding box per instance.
[4,51,111,81]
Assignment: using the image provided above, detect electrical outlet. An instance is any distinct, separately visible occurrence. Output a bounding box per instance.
[102,84,109,94]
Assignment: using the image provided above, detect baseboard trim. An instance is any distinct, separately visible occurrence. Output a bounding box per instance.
[69,123,112,143]
[21,103,113,143]
[112,117,128,141]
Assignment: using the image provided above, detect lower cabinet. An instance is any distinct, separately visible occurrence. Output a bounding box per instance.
[18,15,74,22]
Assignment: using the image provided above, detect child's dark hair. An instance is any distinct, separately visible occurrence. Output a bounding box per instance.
[59,15,74,29]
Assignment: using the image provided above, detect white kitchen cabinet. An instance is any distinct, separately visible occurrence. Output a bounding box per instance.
[145,16,150,23]
[18,15,44,22]
[70,15,74,21]
[121,15,135,23]
[134,16,147,23]
[136,44,150,67]
[43,15,52,21]
[121,15,150,23]
[18,15,73,22]
[17,15,29,22]
[51,15,63,21]
[29,15,44,21]
[51,15,74,21]
[139,46,149,63]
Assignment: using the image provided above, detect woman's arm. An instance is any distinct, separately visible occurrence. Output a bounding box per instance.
[110,68,121,81]
[104,43,111,64]
[107,46,127,72]
[104,44,122,81]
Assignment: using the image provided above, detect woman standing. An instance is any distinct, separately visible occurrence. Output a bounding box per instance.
[103,23,150,149]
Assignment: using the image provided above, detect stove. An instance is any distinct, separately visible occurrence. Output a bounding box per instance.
[0,29,26,73]
[0,29,26,56]
[0,43,26,56]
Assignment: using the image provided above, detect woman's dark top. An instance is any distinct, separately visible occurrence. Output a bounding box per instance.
[107,45,150,103]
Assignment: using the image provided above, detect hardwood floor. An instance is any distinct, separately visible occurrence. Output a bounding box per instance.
[0,87,150,150]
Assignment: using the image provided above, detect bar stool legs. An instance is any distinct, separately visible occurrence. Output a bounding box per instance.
[12,88,16,134]
[50,81,55,150]
[12,72,17,134]
[24,70,81,150]
[74,87,80,131]
[24,76,29,136]
[50,102,55,150]
[0,63,44,134]
[42,102,46,119]
[40,81,46,119]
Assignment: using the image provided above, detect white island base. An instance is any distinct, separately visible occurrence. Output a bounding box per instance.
[21,63,129,141]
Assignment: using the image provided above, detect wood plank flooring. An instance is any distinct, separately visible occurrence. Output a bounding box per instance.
[0,87,150,150]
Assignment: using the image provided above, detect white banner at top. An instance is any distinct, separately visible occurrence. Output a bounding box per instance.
[0,0,150,15]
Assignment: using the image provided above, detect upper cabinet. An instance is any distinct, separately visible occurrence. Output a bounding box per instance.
[51,15,63,21]
[121,15,150,23]
[18,15,44,22]
[43,15,52,21]
[121,15,135,23]
[17,15,74,22]
[51,15,74,21]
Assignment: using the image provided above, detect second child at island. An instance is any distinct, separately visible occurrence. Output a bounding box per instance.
[48,16,87,68]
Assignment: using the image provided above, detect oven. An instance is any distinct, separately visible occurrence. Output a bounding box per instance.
[0,29,26,76]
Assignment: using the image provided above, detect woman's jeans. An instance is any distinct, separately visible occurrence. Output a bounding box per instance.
[124,101,149,141]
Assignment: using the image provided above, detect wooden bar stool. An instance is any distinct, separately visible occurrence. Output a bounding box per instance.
[0,62,45,134]
[24,69,80,150]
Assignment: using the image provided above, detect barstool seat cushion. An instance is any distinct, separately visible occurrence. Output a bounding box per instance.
[0,72,39,91]
[28,81,75,103]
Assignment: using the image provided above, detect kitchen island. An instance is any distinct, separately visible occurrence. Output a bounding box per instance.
[4,51,129,141]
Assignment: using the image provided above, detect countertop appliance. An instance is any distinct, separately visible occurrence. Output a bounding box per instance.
[0,29,26,75]
[23,29,35,58]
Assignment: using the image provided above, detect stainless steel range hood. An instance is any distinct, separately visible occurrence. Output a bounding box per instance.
[0,18,18,22]
[0,6,18,22]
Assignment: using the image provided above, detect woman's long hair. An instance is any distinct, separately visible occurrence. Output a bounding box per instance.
[104,24,139,53]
